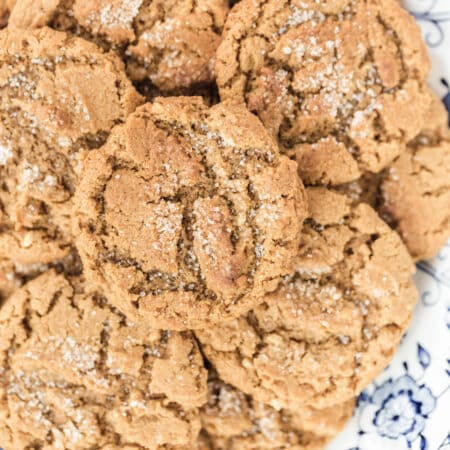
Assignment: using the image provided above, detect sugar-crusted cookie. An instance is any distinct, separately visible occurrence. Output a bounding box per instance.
[199,376,354,449]
[73,97,307,330]
[10,0,229,93]
[197,188,418,409]
[0,270,208,449]
[0,27,142,268]
[216,0,432,184]
[341,93,450,260]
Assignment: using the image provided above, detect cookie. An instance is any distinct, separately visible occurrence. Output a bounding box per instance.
[0,249,83,310]
[10,0,229,93]
[379,94,450,259]
[73,97,307,330]
[341,93,450,260]
[216,0,432,184]
[420,88,450,139]
[196,188,418,409]
[199,376,353,449]
[0,270,208,449]
[380,150,450,260]
[0,260,21,302]
[0,27,142,268]
[0,0,14,27]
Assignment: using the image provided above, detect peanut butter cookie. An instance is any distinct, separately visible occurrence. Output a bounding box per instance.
[199,376,354,449]
[379,96,450,260]
[0,270,208,449]
[0,250,82,309]
[10,0,229,93]
[197,188,418,409]
[341,93,450,260]
[0,27,142,268]
[0,0,14,26]
[0,260,21,302]
[216,0,432,184]
[73,97,307,330]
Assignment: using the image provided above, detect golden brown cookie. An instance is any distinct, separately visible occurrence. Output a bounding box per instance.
[199,376,354,449]
[10,0,229,93]
[379,142,450,260]
[340,93,450,260]
[216,0,432,184]
[0,270,208,449]
[196,188,418,409]
[0,260,21,302]
[73,97,307,330]
[0,261,47,304]
[0,250,82,304]
[0,27,142,268]
[0,0,14,27]
[0,251,82,312]
[420,88,450,139]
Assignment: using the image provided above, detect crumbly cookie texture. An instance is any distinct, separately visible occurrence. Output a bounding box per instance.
[0,270,208,449]
[197,188,418,409]
[341,93,450,260]
[0,250,82,308]
[0,27,142,268]
[199,376,353,449]
[0,260,21,302]
[216,0,432,183]
[9,0,229,92]
[380,148,450,260]
[73,97,307,330]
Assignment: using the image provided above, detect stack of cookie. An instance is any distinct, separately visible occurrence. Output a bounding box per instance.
[0,0,448,449]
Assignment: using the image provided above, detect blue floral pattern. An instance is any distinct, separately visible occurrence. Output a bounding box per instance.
[358,374,438,449]
[372,375,435,442]
[439,433,450,449]
[406,0,450,47]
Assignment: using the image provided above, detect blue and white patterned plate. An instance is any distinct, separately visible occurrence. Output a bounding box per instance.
[328,2,450,448]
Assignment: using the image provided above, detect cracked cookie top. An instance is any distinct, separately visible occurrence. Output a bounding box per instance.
[10,0,229,92]
[379,95,450,260]
[380,137,450,260]
[0,270,208,449]
[216,0,432,184]
[73,97,307,330]
[199,376,353,449]
[0,250,82,307]
[196,188,418,409]
[0,260,21,302]
[0,27,142,268]
[341,93,450,260]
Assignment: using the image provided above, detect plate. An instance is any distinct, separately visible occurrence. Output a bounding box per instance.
[327,2,450,448]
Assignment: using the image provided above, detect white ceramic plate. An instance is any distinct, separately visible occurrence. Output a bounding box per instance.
[327,2,450,448]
